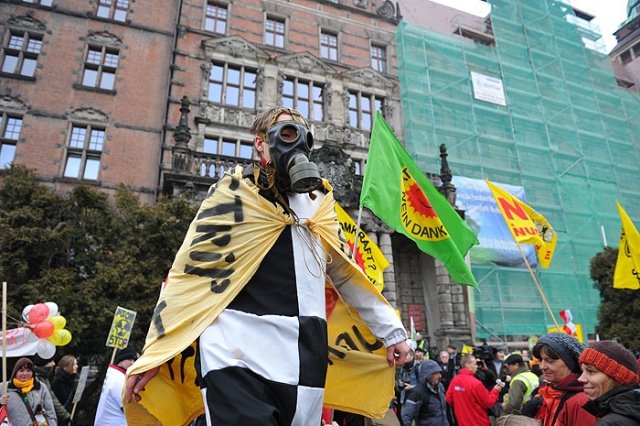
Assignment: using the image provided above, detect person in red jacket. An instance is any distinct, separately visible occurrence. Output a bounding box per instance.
[445,354,503,426]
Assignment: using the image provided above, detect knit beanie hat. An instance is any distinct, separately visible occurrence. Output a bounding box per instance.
[579,341,639,385]
[115,347,138,365]
[533,332,585,373]
[11,357,34,379]
[33,354,55,367]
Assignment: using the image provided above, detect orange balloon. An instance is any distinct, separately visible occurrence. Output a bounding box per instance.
[33,320,54,338]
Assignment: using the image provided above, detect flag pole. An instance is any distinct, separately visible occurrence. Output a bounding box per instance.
[2,281,7,396]
[515,244,560,329]
[353,207,363,256]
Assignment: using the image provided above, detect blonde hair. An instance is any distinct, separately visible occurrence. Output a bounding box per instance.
[58,354,76,372]
[250,106,309,141]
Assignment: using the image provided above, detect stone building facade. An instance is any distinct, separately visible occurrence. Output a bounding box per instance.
[1,0,474,352]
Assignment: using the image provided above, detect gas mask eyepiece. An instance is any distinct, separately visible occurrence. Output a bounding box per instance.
[267,121,322,193]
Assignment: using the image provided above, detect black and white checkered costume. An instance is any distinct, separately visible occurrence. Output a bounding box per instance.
[197,187,406,425]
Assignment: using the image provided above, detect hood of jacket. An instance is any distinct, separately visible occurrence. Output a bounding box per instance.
[420,360,442,383]
[583,383,640,421]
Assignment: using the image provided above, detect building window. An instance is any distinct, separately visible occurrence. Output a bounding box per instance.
[63,125,104,180]
[348,91,383,131]
[320,31,338,61]
[371,44,387,72]
[282,77,324,121]
[619,50,632,65]
[208,63,256,108]
[1,30,43,77]
[96,0,129,22]
[205,3,227,34]
[0,114,22,169]
[81,46,119,90]
[353,159,363,175]
[265,16,285,48]
[201,136,253,177]
[22,0,53,5]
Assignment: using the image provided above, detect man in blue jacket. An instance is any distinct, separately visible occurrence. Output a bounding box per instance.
[401,360,449,426]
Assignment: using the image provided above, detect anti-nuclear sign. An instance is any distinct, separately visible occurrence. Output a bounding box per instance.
[106,306,137,349]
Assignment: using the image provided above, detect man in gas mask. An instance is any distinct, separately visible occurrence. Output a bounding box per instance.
[125,107,409,426]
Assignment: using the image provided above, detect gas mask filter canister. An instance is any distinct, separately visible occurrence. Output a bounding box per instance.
[267,120,322,193]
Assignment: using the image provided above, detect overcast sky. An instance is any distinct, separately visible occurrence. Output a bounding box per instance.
[430,0,629,52]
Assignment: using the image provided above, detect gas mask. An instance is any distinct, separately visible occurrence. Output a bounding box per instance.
[267,120,322,193]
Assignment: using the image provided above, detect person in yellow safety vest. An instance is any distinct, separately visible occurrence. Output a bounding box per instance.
[501,354,540,414]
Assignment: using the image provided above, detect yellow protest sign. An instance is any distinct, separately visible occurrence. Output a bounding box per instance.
[106,306,137,349]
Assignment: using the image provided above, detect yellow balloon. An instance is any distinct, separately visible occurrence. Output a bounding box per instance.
[48,329,72,346]
[48,315,66,330]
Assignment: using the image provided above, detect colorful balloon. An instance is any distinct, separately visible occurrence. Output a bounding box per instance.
[48,315,66,330]
[22,305,34,323]
[36,339,56,358]
[33,320,54,338]
[48,329,72,346]
[44,302,59,317]
[28,303,50,325]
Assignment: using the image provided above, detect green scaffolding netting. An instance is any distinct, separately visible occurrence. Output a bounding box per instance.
[396,0,640,340]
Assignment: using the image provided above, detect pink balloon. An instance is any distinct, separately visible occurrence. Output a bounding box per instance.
[33,320,54,338]
[28,303,50,325]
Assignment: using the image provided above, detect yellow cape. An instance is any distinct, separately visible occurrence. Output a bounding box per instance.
[124,167,397,425]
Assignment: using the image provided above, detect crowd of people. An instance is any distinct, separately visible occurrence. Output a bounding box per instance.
[393,332,640,426]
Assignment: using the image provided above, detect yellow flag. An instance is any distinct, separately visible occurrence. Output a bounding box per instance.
[335,203,389,292]
[614,201,640,290]
[486,179,557,268]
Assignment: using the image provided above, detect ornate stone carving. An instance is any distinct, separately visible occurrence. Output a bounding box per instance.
[7,15,46,31]
[86,31,123,47]
[70,108,109,123]
[275,52,336,74]
[0,95,27,111]
[343,68,388,88]
[324,81,333,121]
[341,89,351,123]
[202,36,269,62]
[376,0,396,19]
[353,0,369,8]
[199,103,222,123]
[311,144,358,207]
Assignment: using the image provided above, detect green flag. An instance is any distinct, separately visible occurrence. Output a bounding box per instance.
[360,112,479,288]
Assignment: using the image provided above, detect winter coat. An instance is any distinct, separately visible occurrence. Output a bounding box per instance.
[35,365,71,425]
[3,379,58,426]
[445,369,500,426]
[402,360,449,426]
[402,381,449,426]
[582,383,640,426]
[51,368,76,412]
[537,373,596,426]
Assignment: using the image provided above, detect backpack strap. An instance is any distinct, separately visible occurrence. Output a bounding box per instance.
[551,391,578,425]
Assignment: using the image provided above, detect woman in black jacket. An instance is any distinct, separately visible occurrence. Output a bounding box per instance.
[51,355,78,412]
[578,341,640,425]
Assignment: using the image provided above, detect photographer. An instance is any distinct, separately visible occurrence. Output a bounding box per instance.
[473,344,498,390]
[395,349,420,421]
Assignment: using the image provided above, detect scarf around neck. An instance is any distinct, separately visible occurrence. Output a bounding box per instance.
[12,377,34,394]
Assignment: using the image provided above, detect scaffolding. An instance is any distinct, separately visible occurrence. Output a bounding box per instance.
[396,0,640,339]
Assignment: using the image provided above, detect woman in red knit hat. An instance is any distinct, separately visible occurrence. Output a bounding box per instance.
[578,340,640,425]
